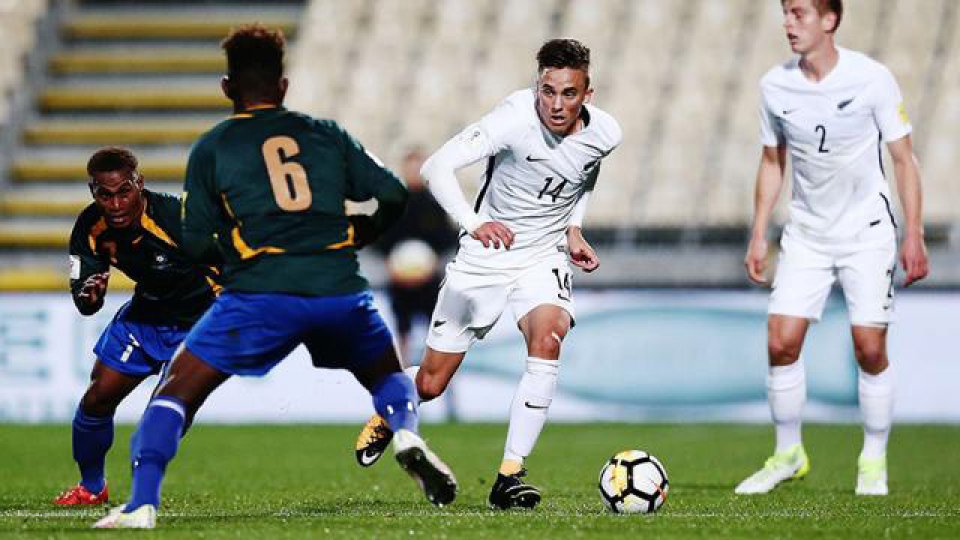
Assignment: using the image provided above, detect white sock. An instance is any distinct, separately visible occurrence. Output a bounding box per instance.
[859,367,893,459]
[502,357,559,464]
[767,359,806,453]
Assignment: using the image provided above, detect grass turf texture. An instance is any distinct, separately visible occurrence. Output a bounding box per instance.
[1,424,958,538]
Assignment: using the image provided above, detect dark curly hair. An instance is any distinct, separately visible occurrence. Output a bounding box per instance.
[87,146,138,177]
[221,23,286,103]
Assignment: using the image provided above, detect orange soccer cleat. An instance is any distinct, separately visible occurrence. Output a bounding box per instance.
[54,483,109,506]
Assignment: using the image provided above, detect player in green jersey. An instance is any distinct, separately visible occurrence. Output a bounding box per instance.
[94,25,456,529]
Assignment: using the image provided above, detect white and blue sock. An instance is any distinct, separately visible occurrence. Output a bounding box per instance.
[372,372,419,433]
[126,397,186,512]
[72,406,114,494]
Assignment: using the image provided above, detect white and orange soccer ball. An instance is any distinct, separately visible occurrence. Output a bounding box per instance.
[598,450,669,514]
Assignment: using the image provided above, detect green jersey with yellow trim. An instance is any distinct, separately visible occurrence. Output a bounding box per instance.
[182,106,408,296]
[69,190,218,326]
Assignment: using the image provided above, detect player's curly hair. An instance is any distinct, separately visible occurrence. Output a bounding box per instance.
[221,23,286,103]
[536,38,590,74]
[87,146,138,177]
[782,0,843,33]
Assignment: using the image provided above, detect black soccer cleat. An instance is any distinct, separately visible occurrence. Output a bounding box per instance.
[355,414,394,467]
[488,469,542,510]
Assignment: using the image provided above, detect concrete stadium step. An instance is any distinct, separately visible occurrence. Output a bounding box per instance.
[0,220,72,249]
[12,150,186,182]
[23,117,218,145]
[49,48,225,74]
[62,14,298,41]
[39,86,230,112]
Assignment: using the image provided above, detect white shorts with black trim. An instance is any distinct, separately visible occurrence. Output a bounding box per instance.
[426,253,575,353]
[769,223,897,327]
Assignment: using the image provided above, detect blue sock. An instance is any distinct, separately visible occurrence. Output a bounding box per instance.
[72,406,114,494]
[371,372,419,433]
[126,398,185,512]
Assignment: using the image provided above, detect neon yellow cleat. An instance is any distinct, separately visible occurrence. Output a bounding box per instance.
[734,444,810,494]
[855,454,888,496]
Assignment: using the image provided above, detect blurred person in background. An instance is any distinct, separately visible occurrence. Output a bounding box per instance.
[738,0,928,497]
[374,147,458,365]
[57,147,218,507]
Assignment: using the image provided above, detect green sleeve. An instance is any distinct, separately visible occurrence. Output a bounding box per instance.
[68,209,109,315]
[339,125,408,242]
[182,138,225,264]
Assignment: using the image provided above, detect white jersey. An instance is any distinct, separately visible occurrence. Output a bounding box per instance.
[443,88,621,270]
[760,47,911,241]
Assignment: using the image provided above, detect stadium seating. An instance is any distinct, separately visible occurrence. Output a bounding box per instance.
[0,1,301,290]
[1,0,958,290]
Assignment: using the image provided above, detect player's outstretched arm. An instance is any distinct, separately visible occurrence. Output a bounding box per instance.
[68,214,111,315]
[421,133,514,249]
[888,135,929,286]
[745,145,787,285]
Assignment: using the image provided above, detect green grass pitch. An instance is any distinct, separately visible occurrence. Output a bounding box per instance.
[1,423,958,538]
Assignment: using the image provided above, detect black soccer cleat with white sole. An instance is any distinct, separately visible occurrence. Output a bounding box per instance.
[393,429,458,506]
[488,469,542,510]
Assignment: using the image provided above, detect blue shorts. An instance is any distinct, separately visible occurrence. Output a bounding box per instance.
[94,302,191,377]
[184,290,394,377]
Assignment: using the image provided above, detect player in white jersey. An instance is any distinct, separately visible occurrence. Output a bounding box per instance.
[353,38,621,509]
[736,0,928,497]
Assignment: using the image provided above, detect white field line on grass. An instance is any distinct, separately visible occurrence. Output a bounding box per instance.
[2,510,958,519]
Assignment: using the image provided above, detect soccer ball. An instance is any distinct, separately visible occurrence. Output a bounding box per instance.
[598,450,669,514]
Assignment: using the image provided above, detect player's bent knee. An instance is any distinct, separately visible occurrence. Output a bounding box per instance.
[767,335,802,365]
[80,386,123,417]
[854,347,888,374]
[529,331,564,359]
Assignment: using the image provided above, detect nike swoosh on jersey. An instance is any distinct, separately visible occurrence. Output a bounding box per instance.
[525,155,549,162]
[524,401,549,409]
[782,108,799,115]
[837,98,855,110]
[432,320,446,328]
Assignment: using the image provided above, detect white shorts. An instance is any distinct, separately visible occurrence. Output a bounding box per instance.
[769,224,897,326]
[426,254,575,353]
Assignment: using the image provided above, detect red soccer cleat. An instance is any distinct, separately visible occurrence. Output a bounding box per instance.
[53,483,109,505]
